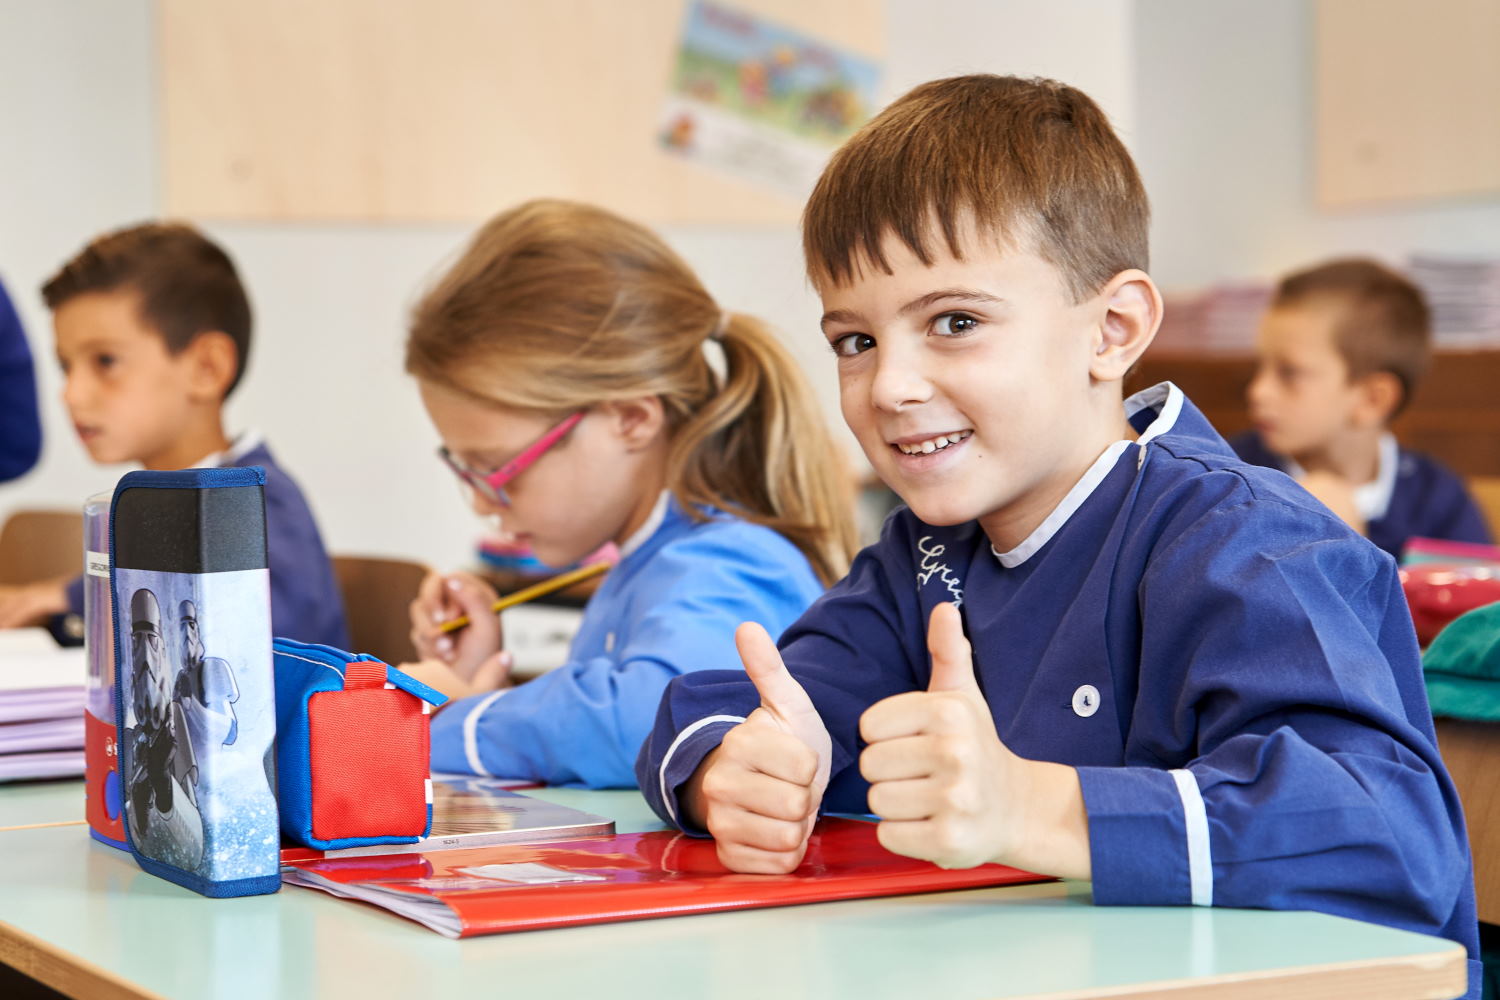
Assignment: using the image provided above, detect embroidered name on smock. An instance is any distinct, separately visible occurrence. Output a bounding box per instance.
[916,536,964,607]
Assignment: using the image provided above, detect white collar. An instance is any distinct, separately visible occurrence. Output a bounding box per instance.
[1282,432,1398,524]
[991,382,1185,568]
[195,429,263,469]
[619,490,671,559]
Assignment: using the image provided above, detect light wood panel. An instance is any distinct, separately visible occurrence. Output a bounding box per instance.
[1317,0,1500,207]
[159,0,883,224]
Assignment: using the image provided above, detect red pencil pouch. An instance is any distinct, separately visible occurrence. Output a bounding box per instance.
[273,639,447,850]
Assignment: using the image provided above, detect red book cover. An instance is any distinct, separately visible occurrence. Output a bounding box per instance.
[281,817,1053,938]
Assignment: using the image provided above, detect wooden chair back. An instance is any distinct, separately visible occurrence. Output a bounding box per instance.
[1469,476,1500,539]
[1435,718,1500,924]
[0,509,84,586]
[331,554,431,665]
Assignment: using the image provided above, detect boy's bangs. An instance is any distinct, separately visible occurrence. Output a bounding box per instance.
[804,187,1027,291]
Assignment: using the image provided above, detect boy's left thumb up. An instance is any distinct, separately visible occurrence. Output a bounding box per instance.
[926,602,979,694]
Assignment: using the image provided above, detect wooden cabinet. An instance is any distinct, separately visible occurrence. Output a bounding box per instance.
[1127,350,1500,477]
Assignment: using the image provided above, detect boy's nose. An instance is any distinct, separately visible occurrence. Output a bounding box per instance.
[869,351,934,413]
[1246,368,1272,408]
[60,373,88,412]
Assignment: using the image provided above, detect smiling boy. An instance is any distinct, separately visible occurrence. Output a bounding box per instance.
[636,75,1480,994]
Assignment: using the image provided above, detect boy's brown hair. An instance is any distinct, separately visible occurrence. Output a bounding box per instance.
[1273,258,1431,416]
[41,222,253,397]
[803,74,1149,300]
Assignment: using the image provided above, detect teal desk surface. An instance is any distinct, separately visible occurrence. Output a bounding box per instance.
[0,782,1467,1000]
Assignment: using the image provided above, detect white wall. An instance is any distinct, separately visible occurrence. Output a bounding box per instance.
[0,0,1134,569]
[1134,0,1500,290]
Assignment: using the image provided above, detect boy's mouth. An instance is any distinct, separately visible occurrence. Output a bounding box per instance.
[890,429,972,456]
[74,423,101,442]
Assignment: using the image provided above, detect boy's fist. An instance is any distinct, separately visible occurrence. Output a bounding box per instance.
[687,622,831,874]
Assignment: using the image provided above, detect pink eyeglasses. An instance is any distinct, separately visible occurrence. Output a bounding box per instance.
[437,411,584,507]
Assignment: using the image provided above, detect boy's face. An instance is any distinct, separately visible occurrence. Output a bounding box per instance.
[1246,302,1365,460]
[819,234,1133,548]
[54,290,202,467]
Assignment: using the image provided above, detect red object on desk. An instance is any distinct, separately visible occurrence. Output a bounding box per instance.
[282,817,1053,938]
[1400,562,1500,646]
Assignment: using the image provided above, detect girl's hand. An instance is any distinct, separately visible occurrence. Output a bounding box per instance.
[397,653,514,704]
[408,570,504,678]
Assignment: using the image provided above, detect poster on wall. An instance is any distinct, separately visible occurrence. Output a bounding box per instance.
[659,1,882,199]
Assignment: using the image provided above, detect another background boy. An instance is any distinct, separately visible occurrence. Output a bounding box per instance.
[0,223,348,648]
[1234,258,1492,559]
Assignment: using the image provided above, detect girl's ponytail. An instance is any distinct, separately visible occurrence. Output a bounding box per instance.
[667,313,857,586]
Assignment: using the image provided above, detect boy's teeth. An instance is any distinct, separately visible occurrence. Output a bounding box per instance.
[898,430,970,455]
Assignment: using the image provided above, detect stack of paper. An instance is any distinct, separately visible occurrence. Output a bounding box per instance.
[1408,256,1500,349]
[0,629,87,781]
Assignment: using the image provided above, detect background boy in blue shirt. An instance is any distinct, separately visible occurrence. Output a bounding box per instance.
[1233,257,1492,559]
[0,223,348,649]
[637,75,1480,995]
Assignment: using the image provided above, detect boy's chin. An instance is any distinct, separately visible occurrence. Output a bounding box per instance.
[898,494,983,528]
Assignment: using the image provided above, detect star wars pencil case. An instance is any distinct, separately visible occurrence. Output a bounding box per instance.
[273,638,447,850]
[109,467,281,898]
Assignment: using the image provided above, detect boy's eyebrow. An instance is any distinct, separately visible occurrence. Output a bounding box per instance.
[820,287,1006,330]
[897,288,1006,315]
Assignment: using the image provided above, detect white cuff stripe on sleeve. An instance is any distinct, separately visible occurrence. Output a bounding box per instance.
[1170,768,1212,906]
[462,689,511,777]
[658,714,746,827]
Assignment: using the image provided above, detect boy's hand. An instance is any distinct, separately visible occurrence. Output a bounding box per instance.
[408,570,503,677]
[859,603,1091,879]
[685,622,832,874]
[0,581,69,629]
[396,653,513,705]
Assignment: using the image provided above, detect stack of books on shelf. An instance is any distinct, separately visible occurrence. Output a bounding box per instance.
[1408,255,1500,349]
[1157,283,1273,354]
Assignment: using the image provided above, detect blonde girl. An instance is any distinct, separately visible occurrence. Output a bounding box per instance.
[403,199,856,787]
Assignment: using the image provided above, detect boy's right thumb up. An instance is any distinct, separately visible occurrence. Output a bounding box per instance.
[737,621,816,727]
[926,602,981,695]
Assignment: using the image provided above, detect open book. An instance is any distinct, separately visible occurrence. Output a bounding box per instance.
[279,777,610,862]
[281,816,1051,938]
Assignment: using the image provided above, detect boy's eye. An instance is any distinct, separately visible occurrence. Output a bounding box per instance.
[95,354,117,371]
[933,313,979,337]
[831,332,876,357]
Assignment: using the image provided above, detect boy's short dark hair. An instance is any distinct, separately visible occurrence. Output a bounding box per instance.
[802,74,1149,301]
[41,222,252,397]
[1273,258,1430,416]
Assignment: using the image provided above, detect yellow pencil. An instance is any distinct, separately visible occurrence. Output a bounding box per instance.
[437,561,611,634]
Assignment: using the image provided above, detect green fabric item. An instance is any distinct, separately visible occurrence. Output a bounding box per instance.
[1424,602,1500,721]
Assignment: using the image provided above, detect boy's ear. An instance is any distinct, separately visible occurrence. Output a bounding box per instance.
[1089,269,1162,384]
[599,395,667,451]
[1353,370,1403,427]
[184,331,239,403]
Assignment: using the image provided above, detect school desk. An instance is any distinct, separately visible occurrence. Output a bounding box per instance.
[0,782,1469,1000]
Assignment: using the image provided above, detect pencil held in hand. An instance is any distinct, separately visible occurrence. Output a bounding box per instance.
[438,561,610,634]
